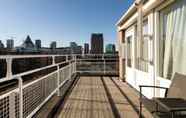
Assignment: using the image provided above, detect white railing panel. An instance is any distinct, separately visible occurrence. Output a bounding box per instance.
[22,72,57,118]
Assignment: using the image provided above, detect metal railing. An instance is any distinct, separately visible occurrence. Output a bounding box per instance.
[76,55,119,75]
[0,55,75,118]
[0,54,118,118]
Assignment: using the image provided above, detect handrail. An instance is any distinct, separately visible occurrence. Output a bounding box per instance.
[0,54,118,80]
[0,54,118,59]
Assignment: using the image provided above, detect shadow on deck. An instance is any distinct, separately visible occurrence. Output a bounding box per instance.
[50,75,153,118]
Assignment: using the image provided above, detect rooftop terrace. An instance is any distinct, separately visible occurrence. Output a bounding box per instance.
[0,54,152,118]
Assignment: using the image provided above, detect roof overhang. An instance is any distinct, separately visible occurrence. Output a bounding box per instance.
[116,0,175,28]
[116,3,137,26]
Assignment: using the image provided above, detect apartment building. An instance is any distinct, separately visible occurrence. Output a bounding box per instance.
[117,0,186,98]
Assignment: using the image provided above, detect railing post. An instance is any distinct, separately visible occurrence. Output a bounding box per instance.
[74,55,77,73]
[103,55,106,75]
[62,68,65,81]
[104,60,106,74]
[66,55,68,62]
[69,60,72,78]
[65,55,70,77]
[6,57,12,79]
[18,77,23,118]
[71,55,73,74]
[52,56,55,65]
[57,65,60,96]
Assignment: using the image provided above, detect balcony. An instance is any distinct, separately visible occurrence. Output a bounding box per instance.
[0,54,152,118]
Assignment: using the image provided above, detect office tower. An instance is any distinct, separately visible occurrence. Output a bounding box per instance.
[50,41,57,49]
[35,40,41,49]
[84,43,89,54]
[70,42,78,48]
[22,35,35,48]
[0,40,4,48]
[105,44,116,54]
[70,42,82,54]
[7,39,14,49]
[90,33,104,54]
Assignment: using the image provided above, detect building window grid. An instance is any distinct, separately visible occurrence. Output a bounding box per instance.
[135,20,149,72]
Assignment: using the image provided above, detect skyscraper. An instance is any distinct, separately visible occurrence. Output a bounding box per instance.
[105,44,116,54]
[50,41,57,49]
[35,40,41,49]
[84,43,89,54]
[70,42,82,54]
[6,39,14,49]
[90,33,104,54]
[70,42,78,48]
[22,35,35,48]
[0,40,4,48]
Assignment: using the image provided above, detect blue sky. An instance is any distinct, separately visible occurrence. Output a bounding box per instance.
[0,0,133,47]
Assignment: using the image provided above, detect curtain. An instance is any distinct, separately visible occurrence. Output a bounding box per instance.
[163,0,186,79]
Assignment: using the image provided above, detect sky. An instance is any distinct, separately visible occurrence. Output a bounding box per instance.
[0,0,133,48]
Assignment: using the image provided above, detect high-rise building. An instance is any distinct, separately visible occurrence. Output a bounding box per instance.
[16,35,38,53]
[0,40,4,48]
[90,33,104,54]
[70,42,78,48]
[84,43,89,54]
[50,41,57,49]
[105,44,116,54]
[6,39,14,49]
[22,35,35,48]
[35,40,41,49]
[70,42,82,54]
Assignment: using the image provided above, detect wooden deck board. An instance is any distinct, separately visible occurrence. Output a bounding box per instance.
[103,77,139,118]
[58,76,152,118]
[111,77,153,118]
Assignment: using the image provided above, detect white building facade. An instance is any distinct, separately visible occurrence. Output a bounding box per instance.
[117,0,186,98]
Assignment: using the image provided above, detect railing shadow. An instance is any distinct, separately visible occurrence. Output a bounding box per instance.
[109,77,145,118]
[101,76,121,118]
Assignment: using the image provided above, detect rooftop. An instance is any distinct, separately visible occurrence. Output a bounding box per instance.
[0,54,152,118]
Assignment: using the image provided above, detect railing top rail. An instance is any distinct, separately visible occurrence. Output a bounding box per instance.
[0,54,118,83]
[0,54,67,59]
[0,59,73,81]
[0,54,118,59]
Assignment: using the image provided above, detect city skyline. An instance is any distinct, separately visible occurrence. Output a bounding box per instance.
[0,0,133,47]
[0,34,115,49]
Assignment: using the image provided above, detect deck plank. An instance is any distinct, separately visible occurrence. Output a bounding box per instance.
[57,76,152,118]
[111,77,153,118]
[103,77,139,118]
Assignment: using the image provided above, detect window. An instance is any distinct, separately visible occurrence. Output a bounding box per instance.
[135,20,149,72]
[159,0,186,79]
[159,9,168,78]
[127,36,132,67]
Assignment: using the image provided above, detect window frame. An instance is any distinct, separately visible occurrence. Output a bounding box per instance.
[155,0,177,79]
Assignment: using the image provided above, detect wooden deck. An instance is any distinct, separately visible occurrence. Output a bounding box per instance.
[58,76,153,118]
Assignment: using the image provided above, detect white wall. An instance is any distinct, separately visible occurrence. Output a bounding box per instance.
[124,11,172,98]
[119,0,175,99]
